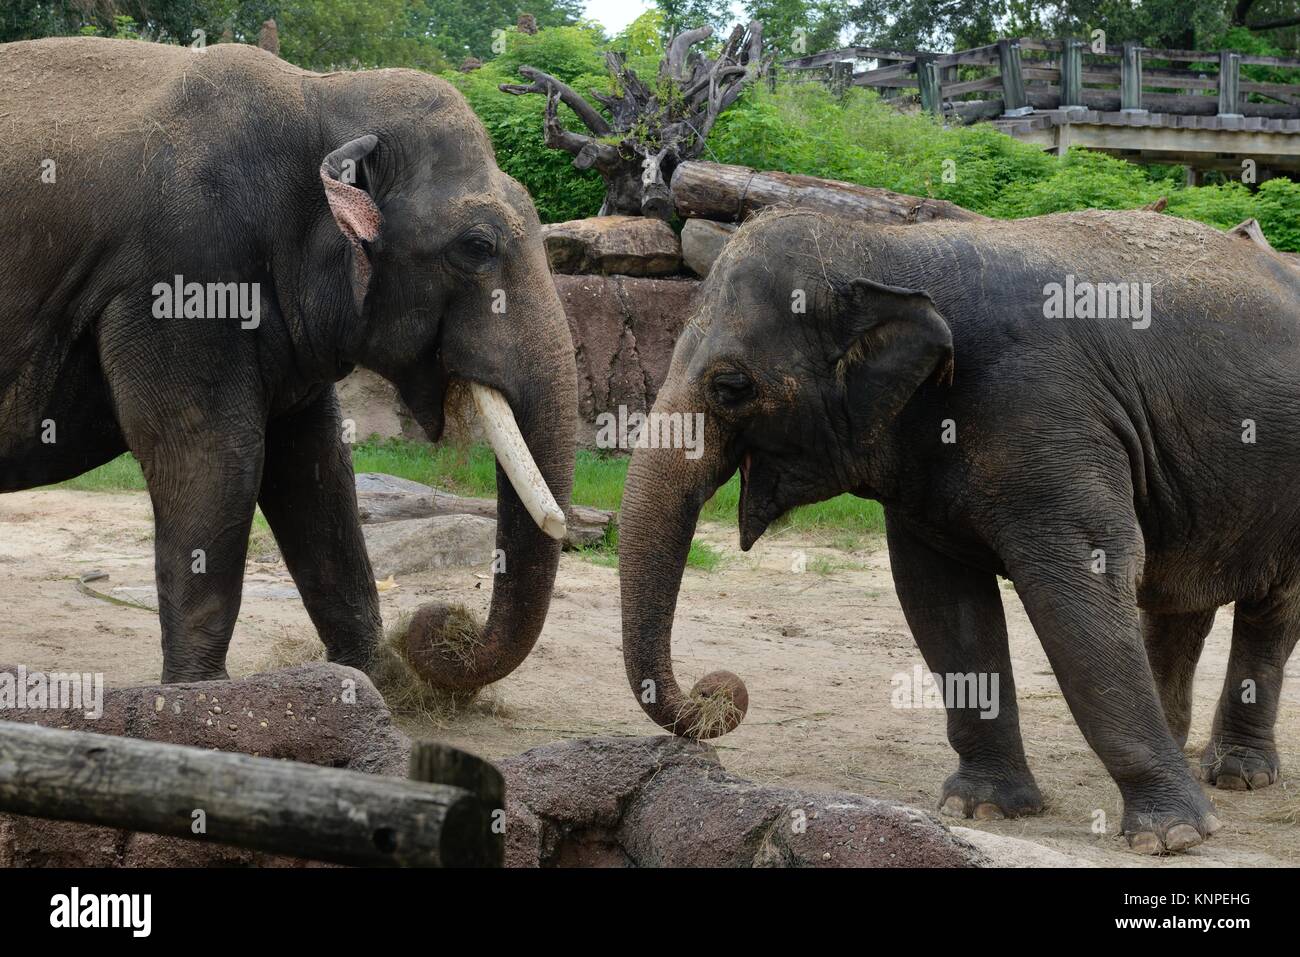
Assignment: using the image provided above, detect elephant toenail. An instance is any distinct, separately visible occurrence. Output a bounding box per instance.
[1250,772,1272,789]
[973,803,1005,820]
[1129,831,1162,854]
[1163,824,1203,852]
[1204,814,1223,834]
[940,796,966,818]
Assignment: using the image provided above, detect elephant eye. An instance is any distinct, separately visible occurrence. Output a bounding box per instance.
[454,227,498,271]
[711,370,755,407]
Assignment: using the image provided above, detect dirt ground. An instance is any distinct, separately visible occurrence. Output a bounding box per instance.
[2,488,1296,867]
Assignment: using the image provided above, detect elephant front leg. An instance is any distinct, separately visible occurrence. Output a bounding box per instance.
[1008,516,1219,854]
[258,387,381,672]
[144,438,264,683]
[1201,592,1300,790]
[886,517,1042,820]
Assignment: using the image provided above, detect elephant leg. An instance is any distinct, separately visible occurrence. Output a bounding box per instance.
[1200,590,1300,790]
[1005,496,1218,853]
[258,387,381,671]
[886,515,1042,820]
[1141,609,1215,750]
[138,427,264,683]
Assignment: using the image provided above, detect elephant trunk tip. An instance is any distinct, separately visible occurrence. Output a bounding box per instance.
[401,601,494,692]
[675,670,749,739]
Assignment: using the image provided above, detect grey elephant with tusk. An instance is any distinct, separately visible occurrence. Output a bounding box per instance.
[619,205,1300,854]
[0,37,575,688]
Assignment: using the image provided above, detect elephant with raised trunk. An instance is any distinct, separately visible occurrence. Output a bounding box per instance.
[619,206,1300,854]
[0,37,575,688]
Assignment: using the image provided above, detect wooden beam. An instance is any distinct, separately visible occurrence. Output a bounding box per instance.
[998,39,1029,114]
[0,722,502,867]
[1121,42,1145,111]
[1061,39,1085,108]
[1220,50,1243,116]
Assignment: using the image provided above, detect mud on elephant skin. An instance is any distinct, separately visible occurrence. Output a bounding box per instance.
[0,38,575,689]
[619,206,1300,854]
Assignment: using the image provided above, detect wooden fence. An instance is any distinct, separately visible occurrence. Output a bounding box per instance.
[783,38,1300,124]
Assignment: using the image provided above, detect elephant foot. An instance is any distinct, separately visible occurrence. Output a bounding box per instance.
[939,765,1043,820]
[1122,785,1221,854]
[1200,740,1279,790]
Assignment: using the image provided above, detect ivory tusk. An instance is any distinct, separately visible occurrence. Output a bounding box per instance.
[469,383,567,541]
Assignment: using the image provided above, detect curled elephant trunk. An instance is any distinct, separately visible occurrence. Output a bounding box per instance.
[406,371,575,692]
[619,405,748,739]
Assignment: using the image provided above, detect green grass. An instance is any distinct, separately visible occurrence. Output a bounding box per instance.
[50,439,886,564]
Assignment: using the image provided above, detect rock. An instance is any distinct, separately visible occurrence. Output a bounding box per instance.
[0,664,408,867]
[541,216,681,277]
[354,474,615,550]
[498,736,986,868]
[681,218,737,277]
[459,57,482,72]
[355,472,434,495]
[362,514,497,577]
[555,274,699,442]
[335,367,419,443]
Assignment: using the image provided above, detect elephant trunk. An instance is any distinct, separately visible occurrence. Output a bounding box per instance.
[619,403,748,738]
[407,337,576,692]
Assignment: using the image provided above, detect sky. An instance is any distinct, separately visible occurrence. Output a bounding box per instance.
[583,0,655,34]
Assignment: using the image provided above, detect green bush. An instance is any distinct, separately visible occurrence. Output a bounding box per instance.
[437,25,1300,248]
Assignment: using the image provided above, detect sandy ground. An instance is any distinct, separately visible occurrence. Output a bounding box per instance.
[2,488,1297,867]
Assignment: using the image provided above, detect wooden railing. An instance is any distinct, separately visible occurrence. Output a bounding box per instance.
[783,38,1300,124]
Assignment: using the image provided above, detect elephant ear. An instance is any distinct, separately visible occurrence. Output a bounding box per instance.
[830,277,954,443]
[320,134,382,314]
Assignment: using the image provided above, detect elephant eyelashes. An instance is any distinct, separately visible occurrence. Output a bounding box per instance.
[452,228,499,272]
[711,371,755,406]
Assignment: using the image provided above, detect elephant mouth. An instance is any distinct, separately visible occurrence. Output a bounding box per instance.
[737,450,779,551]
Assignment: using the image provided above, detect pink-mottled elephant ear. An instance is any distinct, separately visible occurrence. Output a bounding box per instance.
[320,134,382,314]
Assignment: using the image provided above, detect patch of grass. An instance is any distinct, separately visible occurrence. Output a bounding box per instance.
[685,538,725,572]
[55,455,145,491]
[47,441,886,551]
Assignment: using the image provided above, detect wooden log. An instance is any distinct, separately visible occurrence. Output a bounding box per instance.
[356,489,614,550]
[670,161,987,225]
[0,722,500,867]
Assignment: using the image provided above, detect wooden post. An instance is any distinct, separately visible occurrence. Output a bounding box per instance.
[1218,50,1242,117]
[1121,41,1145,112]
[997,39,1030,115]
[916,54,941,115]
[830,60,852,97]
[1060,38,1085,109]
[0,722,502,867]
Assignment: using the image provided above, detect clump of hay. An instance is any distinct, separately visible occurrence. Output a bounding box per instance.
[379,605,485,722]
[259,612,484,725]
[679,671,749,739]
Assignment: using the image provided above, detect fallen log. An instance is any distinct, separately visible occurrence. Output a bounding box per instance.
[670,160,987,225]
[357,488,614,550]
[0,722,500,867]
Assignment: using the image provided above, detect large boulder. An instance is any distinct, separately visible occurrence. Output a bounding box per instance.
[681,218,737,277]
[541,216,681,277]
[554,274,699,439]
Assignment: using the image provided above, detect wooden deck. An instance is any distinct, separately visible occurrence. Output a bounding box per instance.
[784,38,1300,175]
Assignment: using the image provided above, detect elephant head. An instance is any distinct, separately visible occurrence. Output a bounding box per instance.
[301,72,577,690]
[620,209,952,736]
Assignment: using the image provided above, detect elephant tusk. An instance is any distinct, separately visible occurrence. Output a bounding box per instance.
[470,383,567,541]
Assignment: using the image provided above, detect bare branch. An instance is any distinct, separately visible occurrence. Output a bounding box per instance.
[500,66,612,136]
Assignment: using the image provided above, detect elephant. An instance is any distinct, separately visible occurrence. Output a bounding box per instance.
[0,37,575,688]
[619,205,1300,853]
